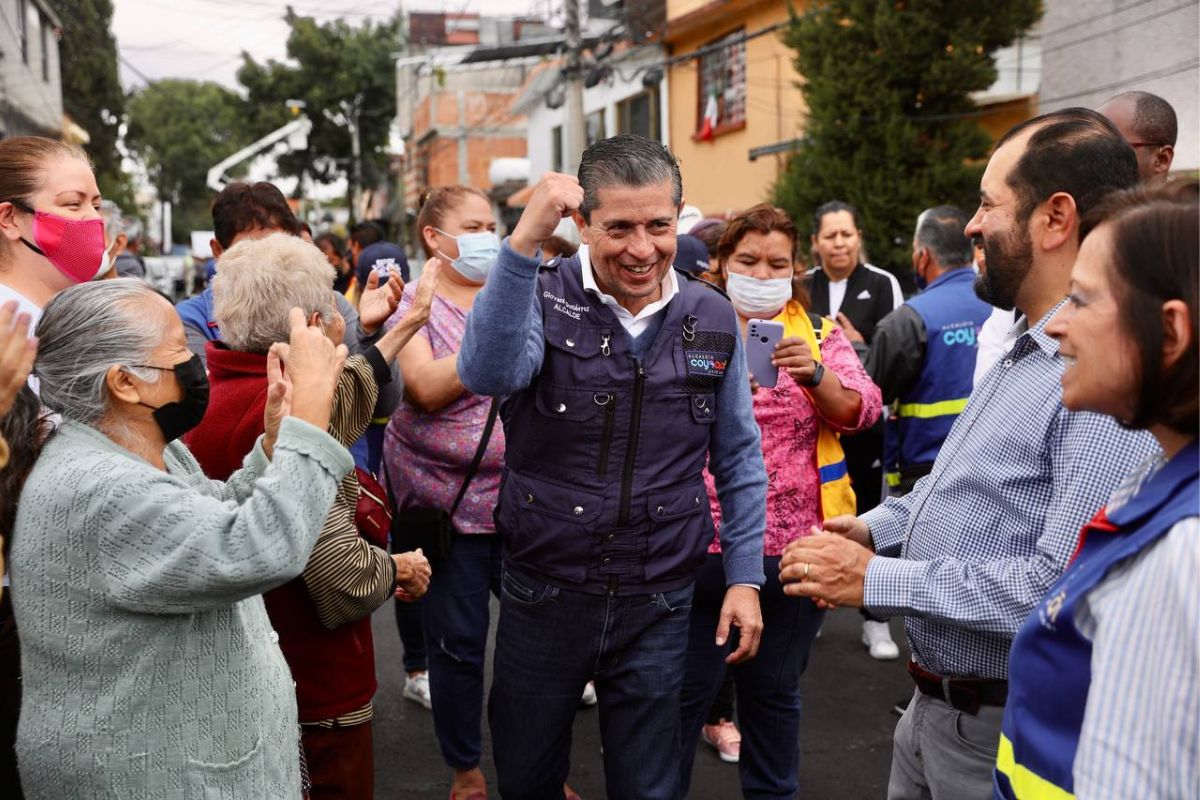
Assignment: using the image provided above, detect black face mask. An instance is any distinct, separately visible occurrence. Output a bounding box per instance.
[132,354,210,442]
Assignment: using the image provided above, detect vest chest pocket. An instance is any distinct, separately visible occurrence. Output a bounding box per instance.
[535,383,603,423]
[543,314,605,358]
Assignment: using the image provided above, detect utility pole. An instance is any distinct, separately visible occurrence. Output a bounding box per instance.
[349,103,363,223]
[563,0,586,174]
[393,0,408,249]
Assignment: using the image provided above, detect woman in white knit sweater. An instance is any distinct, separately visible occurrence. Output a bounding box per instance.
[8,279,351,799]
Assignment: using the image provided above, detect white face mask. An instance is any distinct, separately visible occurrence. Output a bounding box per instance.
[725,272,792,317]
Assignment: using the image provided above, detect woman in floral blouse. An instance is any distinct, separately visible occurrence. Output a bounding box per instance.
[677,204,882,797]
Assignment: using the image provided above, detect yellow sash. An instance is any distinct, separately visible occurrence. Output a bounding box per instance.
[775,302,857,520]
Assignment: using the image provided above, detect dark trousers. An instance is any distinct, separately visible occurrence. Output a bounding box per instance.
[678,555,825,799]
[488,565,693,800]
[0,603,21,800]
[301,721,374,800]
[706,673,736,725]
[391,536,428,674]
[422,534,502,770]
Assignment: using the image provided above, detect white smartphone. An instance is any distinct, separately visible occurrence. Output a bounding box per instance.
[745,319,785,388]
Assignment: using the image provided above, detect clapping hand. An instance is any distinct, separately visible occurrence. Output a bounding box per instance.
[266,308,348,436]
[358,266,406,335]
[262,346,292,459]
[0,301,37,419]
[403,259,441,327]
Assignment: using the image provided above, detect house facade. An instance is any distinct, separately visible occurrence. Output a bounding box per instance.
[0,0,62,139]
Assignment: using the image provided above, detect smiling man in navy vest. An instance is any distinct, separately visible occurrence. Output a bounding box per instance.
[866,206,993,498]
[457,135,766,799]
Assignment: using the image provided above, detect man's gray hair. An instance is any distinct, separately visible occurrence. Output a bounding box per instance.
[913,205,973,269]
[213,233,337,354]
[578,134,683,222]
[34,279,168,425]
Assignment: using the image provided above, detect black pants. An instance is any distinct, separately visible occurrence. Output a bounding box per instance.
[0,596,23,799]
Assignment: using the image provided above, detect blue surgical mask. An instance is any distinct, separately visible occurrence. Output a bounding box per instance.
[436,228,501,283]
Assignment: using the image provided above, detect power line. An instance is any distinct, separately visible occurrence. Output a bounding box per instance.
[1038,1,1195,56]
[1039,58,1199,106]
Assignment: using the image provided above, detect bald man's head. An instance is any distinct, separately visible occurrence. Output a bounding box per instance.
[1099,91,1176,183]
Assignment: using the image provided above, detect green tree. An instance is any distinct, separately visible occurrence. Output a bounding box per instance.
[774,0,1041,277]
[237,9,399,216]
[124,79,253,240]
[47,0,136,211]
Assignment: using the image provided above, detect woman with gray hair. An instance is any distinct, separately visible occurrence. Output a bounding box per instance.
[185,232,440,798]
[8,277,353,798]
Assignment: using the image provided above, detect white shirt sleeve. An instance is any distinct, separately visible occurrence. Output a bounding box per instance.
[1072,518,1200,800]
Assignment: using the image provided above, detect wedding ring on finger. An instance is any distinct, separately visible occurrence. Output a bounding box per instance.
[803,562,811,580]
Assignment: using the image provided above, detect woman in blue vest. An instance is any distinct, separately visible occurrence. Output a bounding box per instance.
[996,182,1198,799]
[677,204,882,797]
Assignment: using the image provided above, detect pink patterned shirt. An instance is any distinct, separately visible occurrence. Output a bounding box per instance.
[707,320,881,556]
[382,286,504,534]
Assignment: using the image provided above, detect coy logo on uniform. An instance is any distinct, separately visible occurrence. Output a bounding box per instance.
[941,323,978,347]
[685,351,728,378]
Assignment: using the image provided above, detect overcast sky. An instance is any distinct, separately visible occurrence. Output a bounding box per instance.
[112,0,552,91]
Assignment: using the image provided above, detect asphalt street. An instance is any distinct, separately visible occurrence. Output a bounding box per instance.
[371,600,912,799]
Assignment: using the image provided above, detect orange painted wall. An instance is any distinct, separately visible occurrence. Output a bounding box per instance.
[667,0,807,216]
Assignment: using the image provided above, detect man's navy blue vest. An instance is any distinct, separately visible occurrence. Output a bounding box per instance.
[884,267,992,488]
[495,254,739,596]
[996,440,1198,798]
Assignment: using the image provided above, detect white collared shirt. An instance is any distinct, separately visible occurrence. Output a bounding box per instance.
[578,244,679,338]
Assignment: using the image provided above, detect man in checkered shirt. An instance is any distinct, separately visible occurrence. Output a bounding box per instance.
[779,109,1160,799]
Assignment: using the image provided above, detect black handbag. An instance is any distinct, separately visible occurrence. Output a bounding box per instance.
[383,399,499,568]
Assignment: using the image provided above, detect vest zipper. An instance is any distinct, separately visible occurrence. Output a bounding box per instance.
[617,358,646,528]
[596,393,616,478]
[600,331,612,356]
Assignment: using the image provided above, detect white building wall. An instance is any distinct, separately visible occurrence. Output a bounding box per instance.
[1039,0,1199,170]
[0,0,63,137]
[526,46,670,182]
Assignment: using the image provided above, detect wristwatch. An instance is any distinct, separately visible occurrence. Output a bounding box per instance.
[804,362,825,388]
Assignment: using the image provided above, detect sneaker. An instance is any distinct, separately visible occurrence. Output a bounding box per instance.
[700,719,741,763]
[862,620,900,660]
[580,680,598,707]
[403,671,433,710]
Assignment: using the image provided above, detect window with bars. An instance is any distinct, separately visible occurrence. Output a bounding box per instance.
[696,29,746,133]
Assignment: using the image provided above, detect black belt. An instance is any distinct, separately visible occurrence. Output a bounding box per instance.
[907,659,1007,715]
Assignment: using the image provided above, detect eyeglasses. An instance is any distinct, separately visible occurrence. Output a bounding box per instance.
[1126,141,1167,149]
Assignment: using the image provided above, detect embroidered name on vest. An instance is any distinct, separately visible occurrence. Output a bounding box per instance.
[542,291,591,320]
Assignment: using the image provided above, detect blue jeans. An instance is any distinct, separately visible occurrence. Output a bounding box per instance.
[422,534,502,769]
[677,555,825,799]
[488,565,694,800]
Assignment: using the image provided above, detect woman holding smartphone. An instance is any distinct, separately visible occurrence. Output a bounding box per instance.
[677,204,882,797]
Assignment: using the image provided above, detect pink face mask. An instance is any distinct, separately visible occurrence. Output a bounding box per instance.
[9,199,108,283]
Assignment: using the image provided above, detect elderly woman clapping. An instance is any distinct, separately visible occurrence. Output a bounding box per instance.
[184,232,439,797]
[8,278,352,798]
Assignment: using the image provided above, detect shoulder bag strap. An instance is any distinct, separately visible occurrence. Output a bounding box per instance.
[449,398,500,519]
